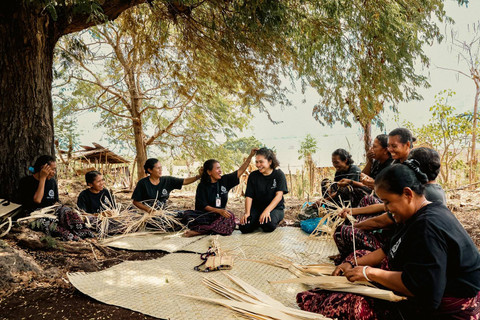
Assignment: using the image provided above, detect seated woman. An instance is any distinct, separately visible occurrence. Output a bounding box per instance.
[297,163,480,319]
[333,147,445,264]
[132,158,200,211]
[240,147,288,233]
[321,148,362,207]
[17,155,93,241]
[337,128,416,215]
[18,155,59,218]
[77,170,115,213]
[182,149,257,237]
[347,134,393,190]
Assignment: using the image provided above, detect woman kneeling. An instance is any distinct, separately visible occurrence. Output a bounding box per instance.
[240,148,288,233]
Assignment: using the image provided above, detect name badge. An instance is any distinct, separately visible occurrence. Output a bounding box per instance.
[216,196,221,208]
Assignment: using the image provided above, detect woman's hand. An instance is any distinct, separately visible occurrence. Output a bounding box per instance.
[217,209,231,218]
[332,262,353,276]
[338,208,352,218]
[337,178,351,188]
[39,164,53,180]
[344,266,371,282]
[259,211,271,224]
[249,148,259,157]
[361,173,375,188]
[366,149,375,160]
[240,212,250,225]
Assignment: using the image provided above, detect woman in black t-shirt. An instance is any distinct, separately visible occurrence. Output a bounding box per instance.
[77,170,115,214]
[17,155,59,218]
[297,162,480,319]
[182,149,257,237]
[17,155,93,241]
[132,158,201,211]
[240,148,288,233]
[320,148,363,207]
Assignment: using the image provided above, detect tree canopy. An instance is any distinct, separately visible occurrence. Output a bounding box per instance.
[0,0,470,199]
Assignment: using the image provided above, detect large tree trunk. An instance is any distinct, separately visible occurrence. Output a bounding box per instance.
[0,1,145,200]
[132,120,147,182]
[0,4,57,200]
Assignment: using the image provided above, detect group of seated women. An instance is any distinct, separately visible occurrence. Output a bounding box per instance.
[17,147,289,238]
[299,127,480,319]
[16,129,480,319]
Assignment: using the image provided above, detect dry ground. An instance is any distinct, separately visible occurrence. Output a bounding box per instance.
[0,181,479,319]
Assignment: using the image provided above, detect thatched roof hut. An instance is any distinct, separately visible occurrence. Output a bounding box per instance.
[71,143,129,164]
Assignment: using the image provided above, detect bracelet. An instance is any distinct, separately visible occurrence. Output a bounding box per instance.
[363,266,372,282]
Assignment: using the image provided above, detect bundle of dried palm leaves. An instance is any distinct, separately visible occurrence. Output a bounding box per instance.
[79,194,184,239]
[179,273,330,320]
[16,204,62,223]
[121,206,183,235]
[270,276,406,302]
[308,195,356,239]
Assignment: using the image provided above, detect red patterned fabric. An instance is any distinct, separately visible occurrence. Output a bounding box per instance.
[181,210,235,235]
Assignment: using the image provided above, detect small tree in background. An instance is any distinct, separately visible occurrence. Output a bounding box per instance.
[298,134,318,195]
[437,24,480,183]
[405,90,473,187]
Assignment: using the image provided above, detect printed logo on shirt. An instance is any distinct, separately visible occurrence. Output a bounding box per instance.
[162,189,168,196]
[390,237,402,258]
[271,179,277,189]
[47,189,54,199]
[221,186,227,194]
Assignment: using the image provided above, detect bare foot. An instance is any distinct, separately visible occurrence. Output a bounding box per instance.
[184,230,202,237]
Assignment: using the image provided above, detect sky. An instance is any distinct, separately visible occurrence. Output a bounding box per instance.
[75,1,480,169]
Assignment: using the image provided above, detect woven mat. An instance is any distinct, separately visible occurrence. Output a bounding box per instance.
[101,232,207,253]
[68,252,326,320]
[0,199,21,218]
[183,227,338,265]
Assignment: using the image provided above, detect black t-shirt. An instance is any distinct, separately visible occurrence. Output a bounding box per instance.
[334,164,361,182]
[383,202,480,310]
[245,169,289,212]
[77,189,116,214]
[131,176,184,208]
[424,183,447,205]
[370,158,394,179]
[195,171,239,211]
[18,176,59,213]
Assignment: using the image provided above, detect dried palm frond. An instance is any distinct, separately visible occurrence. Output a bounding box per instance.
[308,193,360,264]
[246,256,337,278]
[244,256,336,279]
[120,206,183,235]
[16,204,61,223]
[0,217,12,238]
[270,276,406,302]
[178,274,330,320]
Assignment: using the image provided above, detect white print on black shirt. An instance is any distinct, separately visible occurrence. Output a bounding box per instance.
[162,189,168,196]
[390,237,402,259]
[271,179,277,189]
[221,186,227,194]
[47,189,54,199]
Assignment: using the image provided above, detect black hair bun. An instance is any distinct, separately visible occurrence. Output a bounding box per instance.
[403,159,429,184]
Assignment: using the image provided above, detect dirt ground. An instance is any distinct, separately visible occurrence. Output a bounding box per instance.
[0,183,479,320]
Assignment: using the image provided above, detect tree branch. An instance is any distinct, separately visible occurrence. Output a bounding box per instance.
[57,0,148,37]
